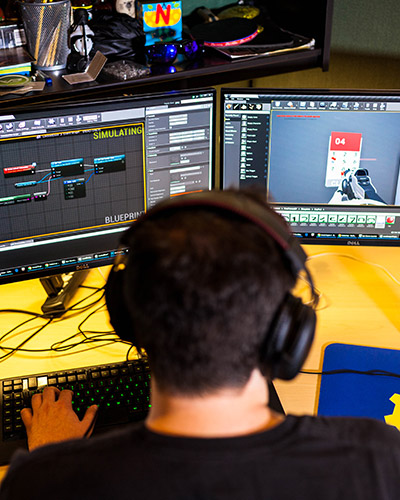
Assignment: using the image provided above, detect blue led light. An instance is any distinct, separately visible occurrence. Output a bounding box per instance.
[165,45,177,60]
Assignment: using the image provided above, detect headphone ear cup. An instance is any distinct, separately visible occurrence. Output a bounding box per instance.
[260,294,316,380]
[66,49,89,72]
[105,264,138,346]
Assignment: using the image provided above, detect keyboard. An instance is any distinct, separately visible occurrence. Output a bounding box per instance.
[0,357,151,465]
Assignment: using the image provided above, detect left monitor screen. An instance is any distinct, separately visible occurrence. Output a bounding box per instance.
[0,89,216,284]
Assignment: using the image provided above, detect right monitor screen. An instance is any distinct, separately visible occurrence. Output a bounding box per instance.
[221,88,400,246]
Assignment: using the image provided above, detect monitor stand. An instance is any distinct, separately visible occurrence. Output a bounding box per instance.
[40,269,90,317]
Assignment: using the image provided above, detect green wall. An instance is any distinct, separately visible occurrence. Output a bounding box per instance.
[182,0,231,15]
[331,0,400,58]
[252,52,400,90]
[254,0,400,90]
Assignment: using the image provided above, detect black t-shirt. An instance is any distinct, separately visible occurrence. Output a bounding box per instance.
[1,415,400,499]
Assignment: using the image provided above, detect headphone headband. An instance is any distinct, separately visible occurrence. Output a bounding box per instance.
[121,190,308,279]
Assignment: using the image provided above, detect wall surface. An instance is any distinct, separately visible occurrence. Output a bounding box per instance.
[183,0,231,15]
[253,51,400,90]
[253,0,400,89]
[331,0,400,58]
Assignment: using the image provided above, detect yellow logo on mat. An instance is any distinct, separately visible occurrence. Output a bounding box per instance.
[384,393,400,430]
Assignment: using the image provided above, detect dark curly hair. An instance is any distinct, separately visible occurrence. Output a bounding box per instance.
[122,191,296,395]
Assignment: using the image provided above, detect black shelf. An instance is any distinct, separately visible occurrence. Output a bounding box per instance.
[0,0,334,109]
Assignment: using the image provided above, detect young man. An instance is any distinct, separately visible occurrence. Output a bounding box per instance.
[1,189,400,499]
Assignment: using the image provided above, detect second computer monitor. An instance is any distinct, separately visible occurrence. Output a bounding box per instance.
[221,88,400,246]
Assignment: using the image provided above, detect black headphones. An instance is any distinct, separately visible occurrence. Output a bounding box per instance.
[105,190,317,380]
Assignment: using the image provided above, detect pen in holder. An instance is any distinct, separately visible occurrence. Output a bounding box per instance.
[18,0,71,70]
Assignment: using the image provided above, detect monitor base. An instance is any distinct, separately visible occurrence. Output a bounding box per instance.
[40,270,90,317]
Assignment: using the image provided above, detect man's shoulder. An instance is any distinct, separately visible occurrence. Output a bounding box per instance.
[1,423,146,497]
[20,421,145,460]
[294,414,400,450]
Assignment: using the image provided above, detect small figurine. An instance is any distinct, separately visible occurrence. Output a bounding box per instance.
[115,0,135,18]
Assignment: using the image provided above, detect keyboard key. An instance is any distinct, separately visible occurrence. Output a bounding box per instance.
[28,378,37,389]
[37,376,48,388]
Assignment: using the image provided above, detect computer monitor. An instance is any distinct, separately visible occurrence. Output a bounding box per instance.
[221,88,400,246]
[0,88,216,287]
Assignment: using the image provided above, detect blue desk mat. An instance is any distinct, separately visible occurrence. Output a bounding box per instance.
[317,343,400,425]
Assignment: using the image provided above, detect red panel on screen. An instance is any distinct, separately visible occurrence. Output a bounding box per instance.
[329,132,362,152]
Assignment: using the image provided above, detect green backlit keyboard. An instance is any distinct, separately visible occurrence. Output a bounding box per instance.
[0,358,151,465]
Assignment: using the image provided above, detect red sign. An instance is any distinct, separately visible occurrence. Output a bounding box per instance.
[330,131,362,152]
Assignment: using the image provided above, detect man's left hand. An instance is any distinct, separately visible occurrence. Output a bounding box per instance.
[20,386,98,451]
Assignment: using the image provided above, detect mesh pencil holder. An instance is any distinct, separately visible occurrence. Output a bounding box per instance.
[18,0,71,70]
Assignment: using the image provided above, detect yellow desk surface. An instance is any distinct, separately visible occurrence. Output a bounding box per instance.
[0,268,129,381]
[275,244,400,416]
[0,244,399,481]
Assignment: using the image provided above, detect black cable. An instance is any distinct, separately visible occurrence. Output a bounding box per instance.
[0,280,138,362]
[51,335,130,353]
[0,309,46,317]
[125,343,136,362]
[49,300,126,353]
[0,318,53,363]
[0,315,46,345]
[0,284,107,361]
[67,286,105,311]
[0,286,103,347]
[300,368,400,379]
[77,302,110,337]
[50,340,123,355]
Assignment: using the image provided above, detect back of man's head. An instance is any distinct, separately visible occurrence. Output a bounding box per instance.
[115,190,297,395]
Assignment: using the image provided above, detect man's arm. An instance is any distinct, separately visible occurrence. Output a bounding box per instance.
[20,386,98,451]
